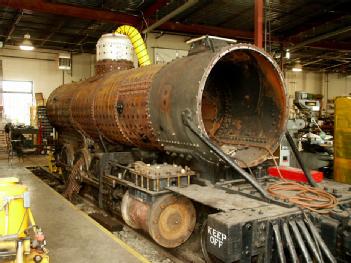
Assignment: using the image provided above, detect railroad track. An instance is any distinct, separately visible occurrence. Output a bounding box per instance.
[27,166,205,263]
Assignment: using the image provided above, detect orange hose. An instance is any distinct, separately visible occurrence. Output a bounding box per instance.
[266,148,337,213]
[267,181,337,213]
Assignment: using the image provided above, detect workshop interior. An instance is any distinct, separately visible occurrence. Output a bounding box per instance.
[0,1,351,263]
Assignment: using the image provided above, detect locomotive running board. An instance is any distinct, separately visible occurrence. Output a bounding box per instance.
[168,184,271,212]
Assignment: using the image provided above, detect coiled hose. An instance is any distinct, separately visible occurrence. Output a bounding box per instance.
[266,147,337,213]
[115,25,151,67]
[236,143,337,213]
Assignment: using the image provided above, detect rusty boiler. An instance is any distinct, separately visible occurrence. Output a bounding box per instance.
[47,33,288,249]
[47,38,287,167]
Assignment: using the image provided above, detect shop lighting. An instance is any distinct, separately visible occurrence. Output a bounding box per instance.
[19,33,34,51]
[292,60,303,72]
[285,49,290,59]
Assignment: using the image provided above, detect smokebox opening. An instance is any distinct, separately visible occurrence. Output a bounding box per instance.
[201,48,286,167]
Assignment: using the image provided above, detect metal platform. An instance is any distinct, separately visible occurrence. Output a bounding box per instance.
[0,156,149,263]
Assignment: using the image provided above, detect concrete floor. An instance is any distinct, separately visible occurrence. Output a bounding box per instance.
[0,154,148,263]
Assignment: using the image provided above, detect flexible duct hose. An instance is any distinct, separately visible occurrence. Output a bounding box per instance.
[115,25,151,67]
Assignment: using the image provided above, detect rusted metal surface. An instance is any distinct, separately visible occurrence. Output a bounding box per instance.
[94,64,164,147]
[148,194,196,248]
[121,191,149,231]
[121,191,196,248]
[47,82,80,134]
[254,0,264,48]
[95,60,134,75]
[47,44,287,167]
[168,184,268,212]
[149,44,287,167]
[131,162,194,191]
[71,76,102,140]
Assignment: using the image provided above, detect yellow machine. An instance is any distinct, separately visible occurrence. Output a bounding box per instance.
[334,96,351,184]
[0,177,49,263]
[47,151,61,175]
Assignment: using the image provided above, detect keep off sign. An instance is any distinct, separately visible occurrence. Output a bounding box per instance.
[208,226,227,248]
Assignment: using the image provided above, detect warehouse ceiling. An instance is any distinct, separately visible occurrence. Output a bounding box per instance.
[0,0,351,73]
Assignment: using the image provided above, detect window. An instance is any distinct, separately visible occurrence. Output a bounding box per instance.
[1,80,33,125]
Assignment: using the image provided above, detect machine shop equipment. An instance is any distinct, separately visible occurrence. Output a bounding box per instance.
[5,124,39,160]
[46,26,351,262]
[283,91,333,176]
[294,91,321,112]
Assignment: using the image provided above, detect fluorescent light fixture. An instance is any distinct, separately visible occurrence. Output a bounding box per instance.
[20,45,34,51]
[292,60,303,72]
[292,67,302,72]
[19,33,34,51]
[285,49,290,59]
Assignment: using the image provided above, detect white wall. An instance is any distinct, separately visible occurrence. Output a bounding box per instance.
[322,73,351,100]
[284,70,351,110]
[0,46,95,100]
[145,33,190,63]
[285,71,322,96]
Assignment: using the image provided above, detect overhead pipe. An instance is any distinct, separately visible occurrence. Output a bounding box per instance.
[289,26,351,51]
[142,0,199,34]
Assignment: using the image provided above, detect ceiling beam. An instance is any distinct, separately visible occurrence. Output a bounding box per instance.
[76,21,100,52]
[217,7,251,27]
[254,0,264,48]
[289,26,351,51]
[4,12,22,44]
[284,13,348,39]
[39,19,65,47]
[158,22,253,39]
[305,40,351,51]
[322,61,349,70]
[0,0,254,40]
[2,0,351,51]
[143,0,169,17]
[284,0,351,38]
[0,0,139,25]
[143,0,199,34]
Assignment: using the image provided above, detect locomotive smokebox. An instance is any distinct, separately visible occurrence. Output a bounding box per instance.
[47,43,287,168]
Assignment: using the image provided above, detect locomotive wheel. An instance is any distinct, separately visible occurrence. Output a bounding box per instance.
[121,191,142,229]
[121,191,150,230]
[148,194,196,248]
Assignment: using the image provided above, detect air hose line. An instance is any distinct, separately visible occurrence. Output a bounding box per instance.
[115,25,151,67]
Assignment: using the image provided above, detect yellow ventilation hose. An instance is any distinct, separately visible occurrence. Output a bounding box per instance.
[115,25,151,67]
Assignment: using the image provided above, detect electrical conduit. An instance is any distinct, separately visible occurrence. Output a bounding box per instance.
[115,25,151,67]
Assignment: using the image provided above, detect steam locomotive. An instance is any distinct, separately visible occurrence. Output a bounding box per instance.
[47,32,351,262]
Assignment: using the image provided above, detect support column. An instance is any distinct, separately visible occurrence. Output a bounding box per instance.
[254,0,264,48]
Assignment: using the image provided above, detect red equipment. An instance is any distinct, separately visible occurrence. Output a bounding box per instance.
[268,166,324,183]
